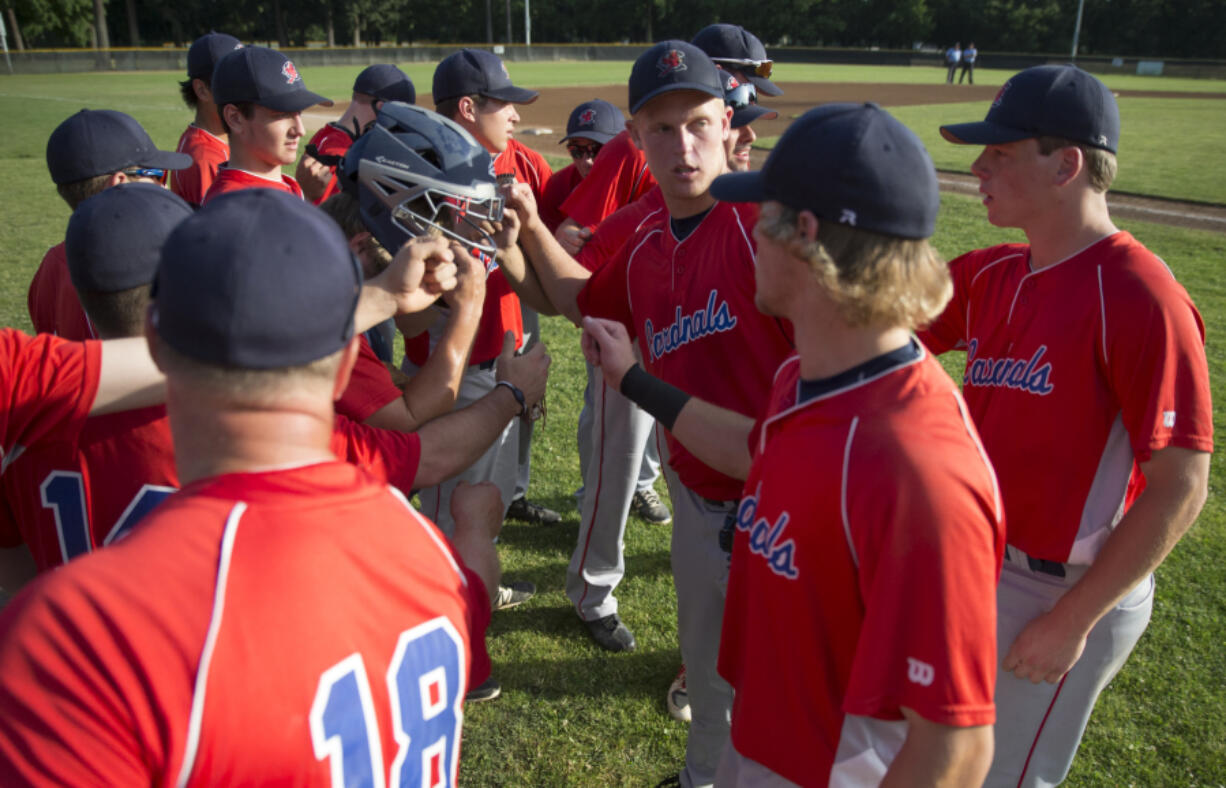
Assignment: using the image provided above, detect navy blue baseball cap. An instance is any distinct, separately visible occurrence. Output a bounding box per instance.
[46,109,192,185]
[719,69,777,128]
[692,23,782,97]
[629,41,724,115]
[187,32,242,80]
[712,103,939,239]
[940,64,1120,153]
[432,49,538,105]
[561,99,625,145]
[66,183,192,294]
[353,64,416,105]
[152,189,361,369]
[211,46,333,112]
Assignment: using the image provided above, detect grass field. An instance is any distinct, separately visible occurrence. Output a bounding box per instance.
[1,64,1223,786]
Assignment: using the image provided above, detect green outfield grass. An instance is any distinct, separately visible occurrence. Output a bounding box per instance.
[756,95,1226,205]
[0,67,1223,786]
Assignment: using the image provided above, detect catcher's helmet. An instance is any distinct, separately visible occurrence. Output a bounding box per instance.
[340,101,503,255]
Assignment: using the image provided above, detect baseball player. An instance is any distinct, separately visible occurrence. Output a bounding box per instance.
[297,63,416,205]
[539,99,624,233]
[581,100,1003,786]
[0,188,500,785]
[928,65,1212,786]
[202,46,332,203]
[553,120,655,255]
[419,49,559,531]
[691,23,784,99]
[501,41,795,787]
[29,109,192,339]
[171,32,242,207]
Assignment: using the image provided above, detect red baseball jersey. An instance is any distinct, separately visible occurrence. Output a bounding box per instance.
[0,398,422,573]
[27,242,95,340]
[720,350,1003,784]
[170,125,230,208]
[919,233,1214,563]
[574,186,665,273]
[303,122,355,205]
[494,137,552,203]
[202,166,304,204]
[540,162,582,234]
[560,130,656,229]
[336,334,403,423]
[0,330,100,469]
[576,200,793,500]
[0,460,489,786]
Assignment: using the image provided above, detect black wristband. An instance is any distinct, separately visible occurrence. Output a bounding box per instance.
[619,364,691,431]
[495,380,527,417]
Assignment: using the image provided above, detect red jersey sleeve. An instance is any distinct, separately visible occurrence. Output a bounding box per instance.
[330,414,422,494]
[27,244,95,340]
[1100,249,1214,462]
[843,424,1001,728]
[0,331,101,463]
[560,131,656,229]
[170,125,230,208]
[575,236,636,336]
[335,336,403,423]
[540,164,581,234]
[305,124,354,205]
[574,187,665,273]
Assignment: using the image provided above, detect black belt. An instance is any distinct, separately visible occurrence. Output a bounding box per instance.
[476,358,496,371]
[1006,546,1066,578]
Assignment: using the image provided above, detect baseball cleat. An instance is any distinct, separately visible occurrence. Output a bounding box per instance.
[494,580,536,610]
[631,488,672,525]
[584,613,637,652]
[465,677,501,702]
[506,496,562,525]
[666,665,691,723]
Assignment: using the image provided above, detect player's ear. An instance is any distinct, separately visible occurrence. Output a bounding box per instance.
[722,105,733,138]
[144,306,166,372]
[192,78,212,104]
[222,103,244,133]
[106,171,127,188]
[1053,145,1084,187]
[796,210,820,244]
[626,118,644,151]
[331,336,362,402]
[457,96,478,124]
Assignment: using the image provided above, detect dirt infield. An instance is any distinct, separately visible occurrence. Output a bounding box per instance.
[306,80,1226,233]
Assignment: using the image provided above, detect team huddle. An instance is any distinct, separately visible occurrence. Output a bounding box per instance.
[0,20,1212,788]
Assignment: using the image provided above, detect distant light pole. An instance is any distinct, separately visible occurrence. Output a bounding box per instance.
[525,0,531,46]
[1070,0,1086,61]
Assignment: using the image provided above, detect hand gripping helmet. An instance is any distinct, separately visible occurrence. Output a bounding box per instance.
[340,101,503,256]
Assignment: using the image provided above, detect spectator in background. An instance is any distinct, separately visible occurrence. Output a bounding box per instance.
[946,42,962,83]
[960,42,978,84]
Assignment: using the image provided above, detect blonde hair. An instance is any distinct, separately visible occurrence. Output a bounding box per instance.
[757,204,952,331]
[1037,135,1117,193]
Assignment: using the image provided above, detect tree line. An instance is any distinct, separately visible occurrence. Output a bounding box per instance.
[3,0,1223,59]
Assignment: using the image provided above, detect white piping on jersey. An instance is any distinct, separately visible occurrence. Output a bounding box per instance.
[726,205,756,267]
[634,206,665,234]
[1006,232,1122,324]
[630,161,651,197]
[176,501,246,788]
[387,486,468,586]
[1097,265,1108,364]
[624,229,663,316]
[756,343,927,456]
[961,252,1022,348]
[840,417,861,570]
[0,443,25,476]
[951,390,1003,524]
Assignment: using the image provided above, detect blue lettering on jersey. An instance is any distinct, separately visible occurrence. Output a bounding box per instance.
[643,289,738,363]
[734,485,799,579]
[964,338,1055,395]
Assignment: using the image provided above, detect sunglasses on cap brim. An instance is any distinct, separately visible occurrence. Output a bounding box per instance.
[122,167,169,185]
[724,82,759,112]
[715,58,773,79]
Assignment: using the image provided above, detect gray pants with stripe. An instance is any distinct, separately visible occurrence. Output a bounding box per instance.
[986,550,1153,787]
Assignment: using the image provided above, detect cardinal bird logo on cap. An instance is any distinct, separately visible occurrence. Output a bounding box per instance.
[281,60,301,84]
[578,108,597,125]
[657,49,687,76]
[992,81,1010,107]
[727,75,740,89]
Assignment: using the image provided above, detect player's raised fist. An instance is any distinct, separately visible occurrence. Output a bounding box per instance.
[499,182,542,232]
[441,240,487,312]
[496,331,551,410]
[555,223,592,256]
[581,316,637,389]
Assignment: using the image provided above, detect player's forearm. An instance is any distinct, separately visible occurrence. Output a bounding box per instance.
[497,245,560,316]
[450,528,501,607]
[518,220,591,326]
[881,714,992,788]
[1051,446,1209,634]
[413,386,522,488]
[94,338,166,416]
[394,303,481,430]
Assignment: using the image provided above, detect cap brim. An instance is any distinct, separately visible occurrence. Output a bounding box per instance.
[731,104,777,128]
[142,150,195,171]
[482,85,539,104]
[561,130,618,145]
[710,170,765,203]
[750,75,783,96]
[939,120,1032,145]
[631,83,724,115]
[261,90,334,112]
